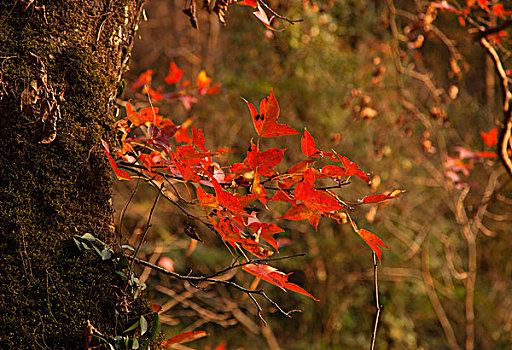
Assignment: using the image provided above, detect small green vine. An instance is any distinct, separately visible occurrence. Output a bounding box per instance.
[73,233,161,350]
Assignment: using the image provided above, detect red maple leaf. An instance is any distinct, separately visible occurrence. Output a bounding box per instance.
[210,217,245,244]
[214,343,227,350]
[250,171,268,205]
[162,331,207,348]
[475,151,497,158]
[248,222,284,250]
[359,193,397,204]
[196,70,220,96]
[279,203,322,230]
[131,70,153,90]
[101,140,132,181]
[196,70,211,93]
[278,160,315,189]
[321,156,371,184]
[196,186,218,209]
[269,189,296,204]
[241,239,274,258]
[237,0,257,7]
[357,228,388,264]
[192,126,208,152]
[211,177,244,214]
[231,141,286,177]
[165,61,183,85]
[294,168,342,213]
[492,4,512,17]
[175,118,193,144]
[481,127,498,148]
[301,128,322,157]
[300,128,337,160]
[243,90,300,138]
[126,103,163,127]
[242,264,319,301]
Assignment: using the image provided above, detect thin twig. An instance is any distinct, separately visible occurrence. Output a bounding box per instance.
[421,245,461,350]
[369,252,382,350]
[118,177,140,245]
[206,253,306,279]
[126,183,163,288]
[127,255,300,318]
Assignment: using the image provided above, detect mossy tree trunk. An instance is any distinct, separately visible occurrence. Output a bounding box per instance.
[0,1,146,348]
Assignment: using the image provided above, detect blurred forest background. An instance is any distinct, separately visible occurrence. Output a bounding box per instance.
[113,0,512,349]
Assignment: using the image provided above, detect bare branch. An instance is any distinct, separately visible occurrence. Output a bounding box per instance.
[421,245,461,350]
[126,254,303,319]
[126,183,163,288]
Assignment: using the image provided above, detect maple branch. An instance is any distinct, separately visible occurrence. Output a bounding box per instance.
[126,255,300,318]
[206,253,306,279]
[263,182,350,192]
[369,252,382,350]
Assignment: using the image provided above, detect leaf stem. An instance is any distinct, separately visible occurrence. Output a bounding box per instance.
[370,251,382,350]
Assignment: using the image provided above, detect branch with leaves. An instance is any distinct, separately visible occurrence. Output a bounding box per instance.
[102,60,402,347]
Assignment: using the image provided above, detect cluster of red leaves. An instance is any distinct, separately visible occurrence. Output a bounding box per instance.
[444,127,498,187]
[434,0,512,40]
[105,90,400,302]
[131,61,221,110]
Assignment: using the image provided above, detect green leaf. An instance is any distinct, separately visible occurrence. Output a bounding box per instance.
[92,245,102,257]
[121,244,135,251]
[132,335,140,349]
[123,319,140,333]
[93,334,108,342]
[140,315,148,336]
[100,248,112,260]
[115,271,127,279]
[81,233,96,242]
[151,313,161,340]
[72,237,82,251]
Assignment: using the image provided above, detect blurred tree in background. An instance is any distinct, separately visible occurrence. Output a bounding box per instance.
[115,0,512,349]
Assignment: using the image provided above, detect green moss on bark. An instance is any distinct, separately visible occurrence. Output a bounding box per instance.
[0,1,152,348]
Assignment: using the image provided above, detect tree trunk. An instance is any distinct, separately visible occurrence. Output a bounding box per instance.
[0,1,146,348]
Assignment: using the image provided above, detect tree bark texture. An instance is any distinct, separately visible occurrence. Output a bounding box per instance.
[0,1,145,348]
